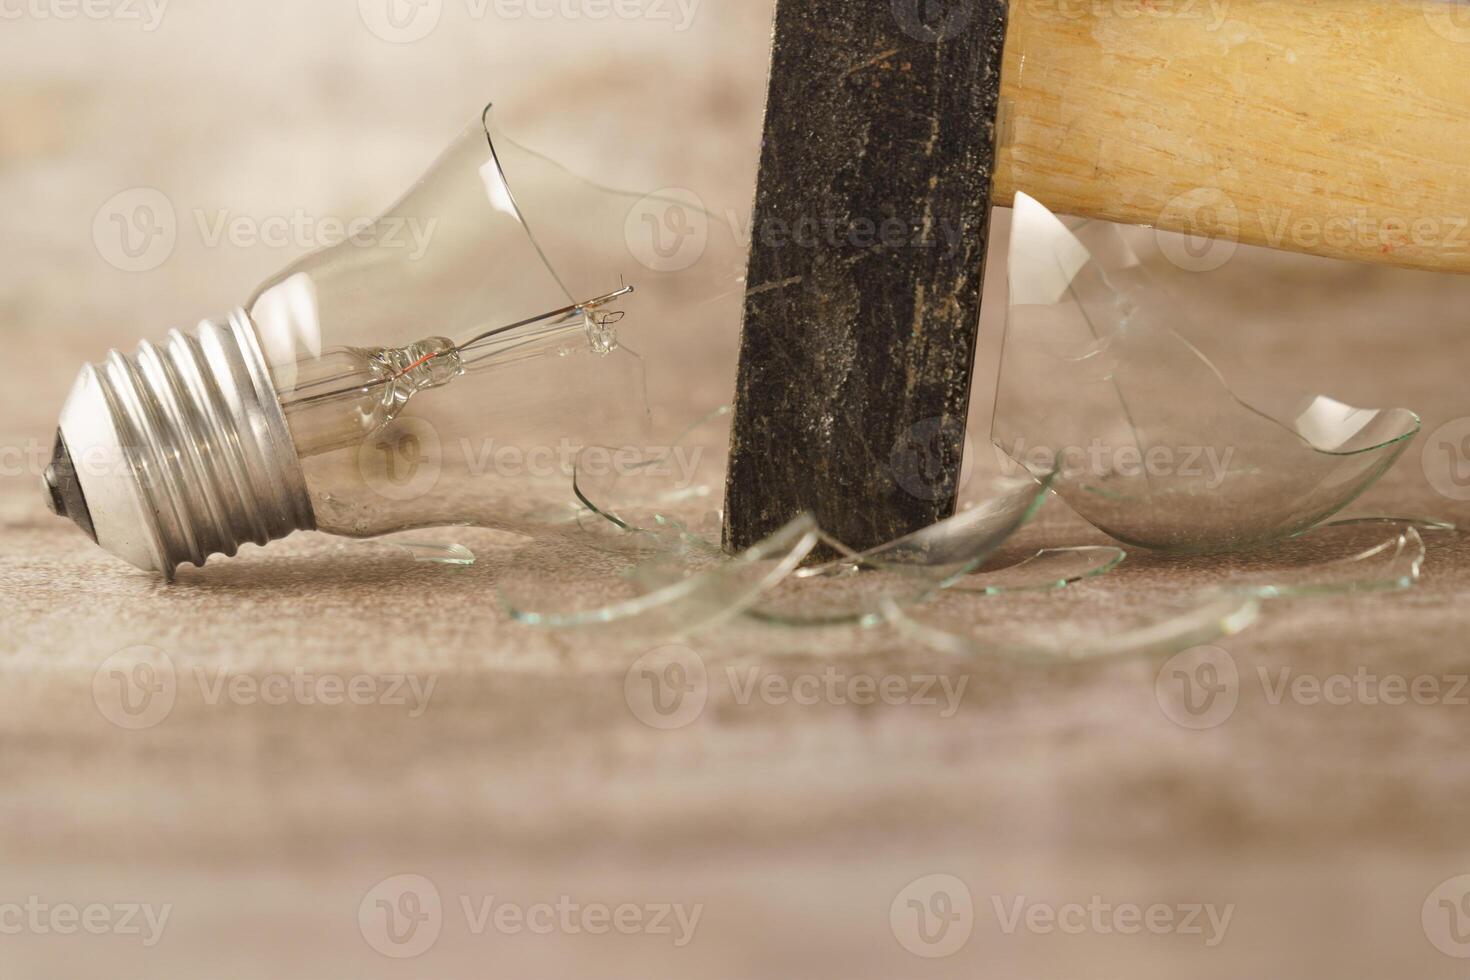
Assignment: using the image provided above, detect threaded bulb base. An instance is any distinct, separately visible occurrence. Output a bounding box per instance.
[53,311,315,578]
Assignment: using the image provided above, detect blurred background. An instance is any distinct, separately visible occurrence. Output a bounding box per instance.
[3,2,1470,977]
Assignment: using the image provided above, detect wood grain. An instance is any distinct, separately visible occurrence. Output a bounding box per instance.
[723,0,1009,553]
[995,0,1470,273]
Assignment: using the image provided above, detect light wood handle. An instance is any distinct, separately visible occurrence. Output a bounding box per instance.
[994,0,1470,273]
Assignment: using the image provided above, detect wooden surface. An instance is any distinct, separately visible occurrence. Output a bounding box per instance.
[996,0,1470,273]
[4,3,1470,977]
[723,0,1006,552]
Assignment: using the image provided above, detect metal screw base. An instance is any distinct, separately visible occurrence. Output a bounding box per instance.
[55,310,316,578]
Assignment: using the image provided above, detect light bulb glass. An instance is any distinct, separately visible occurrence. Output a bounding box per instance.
[247,104,653,541]
[47,100,744,575]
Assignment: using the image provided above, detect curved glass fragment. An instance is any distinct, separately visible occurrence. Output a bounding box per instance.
[1217,516,1451,597]
[739,469,1057,627]
[498,515,818,635]
[568,404,1058,628]
[885,591,1261,664]
[955,546,1126,595]
[995,192,1421,554]
[572,404,732,546]
[376,539,477,566]
[887,516,1450,663]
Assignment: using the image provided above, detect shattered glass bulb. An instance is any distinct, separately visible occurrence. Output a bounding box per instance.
[43,104,652,577]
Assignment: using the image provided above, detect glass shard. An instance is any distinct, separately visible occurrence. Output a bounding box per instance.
[887,516,1449,663]
[1216,517,1446,597]
[572,404,731,546]
[344,530,479,566]
[995,192,1421,554]
[955,546,1126,595]
[558,404,1060,630]
[386,541,477,566]
[885,590,1261,663]
[498,515,819,636]
[741,469,1057,627]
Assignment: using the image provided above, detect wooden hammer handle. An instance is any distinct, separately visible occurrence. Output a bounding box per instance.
[995,0,1470,273]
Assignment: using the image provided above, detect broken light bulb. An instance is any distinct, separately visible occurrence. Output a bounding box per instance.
[43,104,655,577]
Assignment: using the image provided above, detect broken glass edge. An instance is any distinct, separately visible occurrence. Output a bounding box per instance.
[571,404,732,534]
[1224,519,1428,599]
[796,466,1058,582]
[882,592,1262,664]
[883,516,1445,663]
[737,467,1059,629]
[995,192,1423,554]
[1312,515,1456,534]
[953,545,1127,595]
[499,513,819,631]
[386,541,478,566]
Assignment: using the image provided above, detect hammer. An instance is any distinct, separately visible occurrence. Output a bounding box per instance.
[723,0,1470,554]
